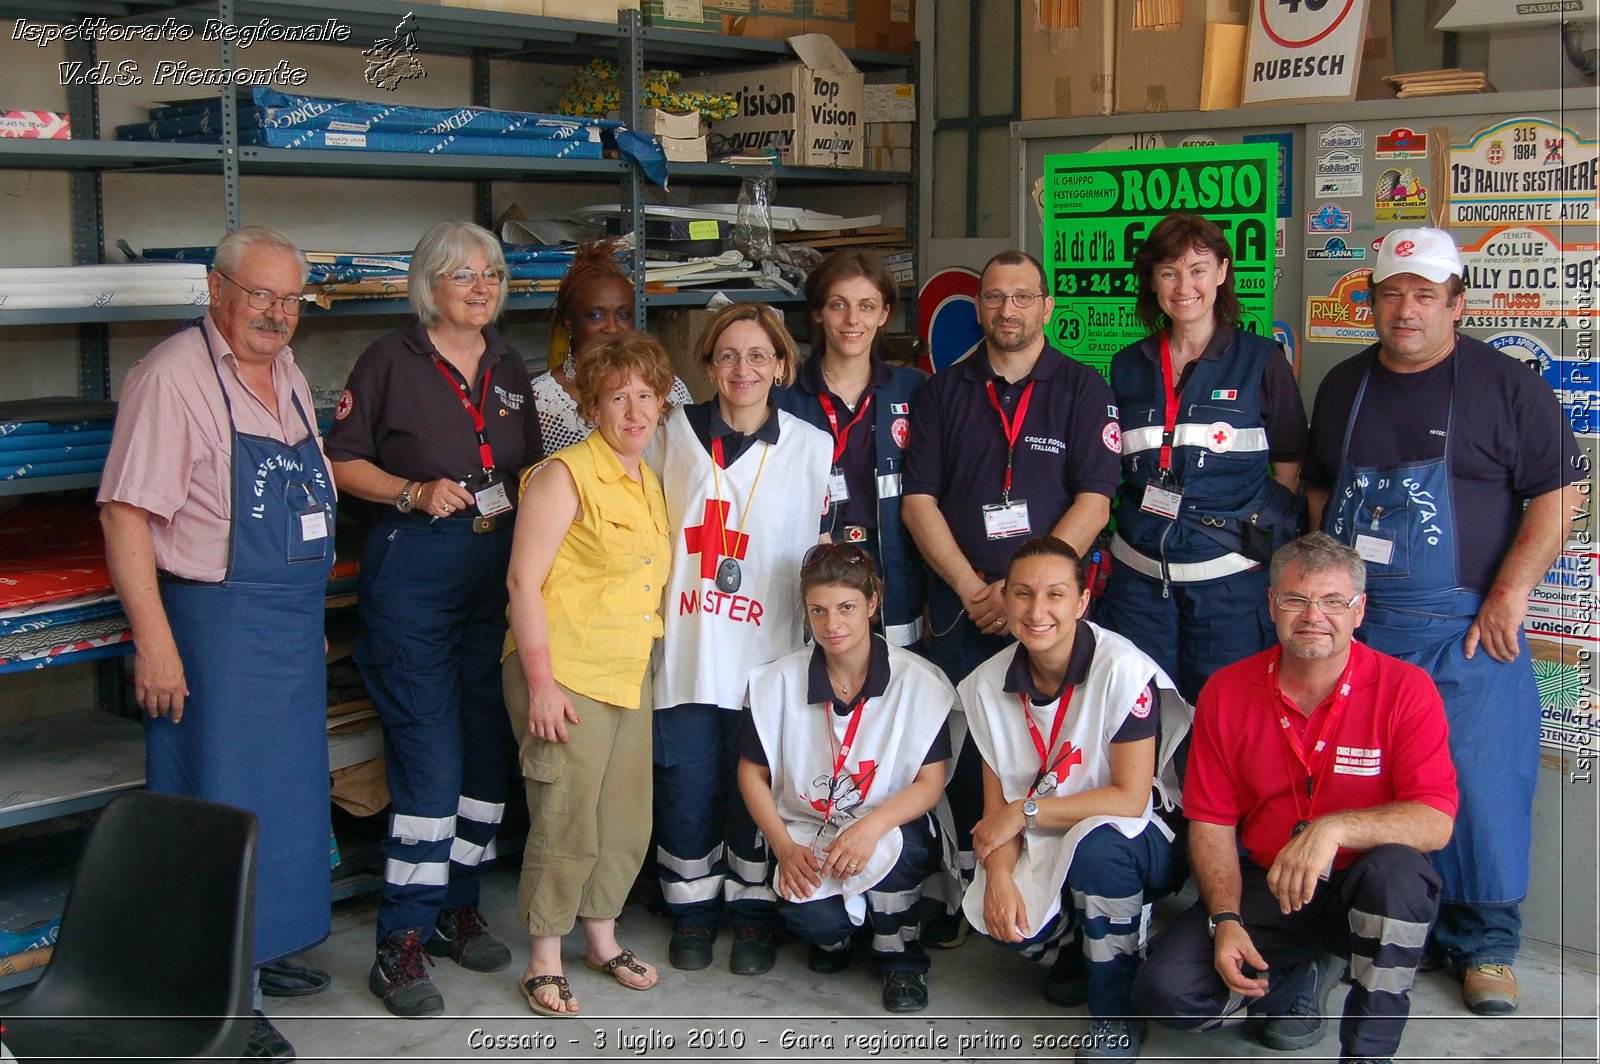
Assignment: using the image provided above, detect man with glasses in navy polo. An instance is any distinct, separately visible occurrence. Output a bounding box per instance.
[902,249,1121,949]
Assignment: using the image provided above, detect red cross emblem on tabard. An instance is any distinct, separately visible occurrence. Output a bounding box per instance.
[684,498,751,579]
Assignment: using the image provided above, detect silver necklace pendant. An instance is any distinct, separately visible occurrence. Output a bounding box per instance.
[716,557,742,593]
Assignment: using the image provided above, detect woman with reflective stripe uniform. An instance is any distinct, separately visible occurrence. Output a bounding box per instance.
[961,537,1189,1061]
[326,222,543,1019]
[1098,213,1308,702]
[774,250,927,647]
[739,545,958,1012]
[650,303,833,977]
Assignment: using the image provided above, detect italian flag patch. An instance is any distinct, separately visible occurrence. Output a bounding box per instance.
[1211,389,1238,401]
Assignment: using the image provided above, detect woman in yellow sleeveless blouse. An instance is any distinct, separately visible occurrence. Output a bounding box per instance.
[503,332,675,1016]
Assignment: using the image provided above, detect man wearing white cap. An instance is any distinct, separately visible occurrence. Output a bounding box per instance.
[1301,228,1585,1016]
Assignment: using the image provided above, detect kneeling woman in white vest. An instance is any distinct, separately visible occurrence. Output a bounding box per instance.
[962,536,1190,1059]
[739,544,959,1013]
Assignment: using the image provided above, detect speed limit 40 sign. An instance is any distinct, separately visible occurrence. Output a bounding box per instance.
[1243,0,1371,105]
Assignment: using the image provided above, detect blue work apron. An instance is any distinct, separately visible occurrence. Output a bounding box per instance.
[146,327,336,965]
[1324,352,1537,907]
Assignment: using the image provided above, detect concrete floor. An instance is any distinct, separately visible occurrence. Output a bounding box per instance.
[268,867,1599,1063]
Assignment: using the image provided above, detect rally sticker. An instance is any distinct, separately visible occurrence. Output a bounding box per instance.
[335,389,354,420]
[1306,269,1378,345]
[1447,116,1599,227]
[1308,203,1353,234]
[1307,236,1365,260]
[1318,124,1363,151]
[1376,127,1427,159]
[1375,167,1429,222]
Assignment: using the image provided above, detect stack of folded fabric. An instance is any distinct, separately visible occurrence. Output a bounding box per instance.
[116,87,667,184]
[0,398,117,484]
[0,498,131,674]
[0,263,208,312]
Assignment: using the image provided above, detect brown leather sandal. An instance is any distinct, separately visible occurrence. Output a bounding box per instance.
[519,973,579,1016]
[585,949,658,990]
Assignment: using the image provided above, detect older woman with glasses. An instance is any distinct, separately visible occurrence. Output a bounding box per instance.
[738,544,957,1012]
[650,303,832,978]
[326,220,544,1020]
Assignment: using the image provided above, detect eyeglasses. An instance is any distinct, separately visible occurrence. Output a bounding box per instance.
[1273,592,1364,616]
[803,542,873,571]
[442,267,505,287]
[711,350,776,368]
[215,271,302,315]
[980,291,1044,309]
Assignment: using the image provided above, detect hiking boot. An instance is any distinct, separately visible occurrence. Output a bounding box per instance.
[921,909,968,950]
[1463,963,1519,1014]
[1078,1018,1145,1060]
[808,942,852,974]
[1258,952,1344,1050]
[728,926,776,975]
[668,923,716,970]
[1042,948,1089,1007]
[369,929,445,1018]
[426,903,512,972]
[241,1011,296,1061]
[881,970,928,1012]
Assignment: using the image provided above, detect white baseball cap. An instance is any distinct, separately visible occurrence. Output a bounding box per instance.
[1372,228,1463,284]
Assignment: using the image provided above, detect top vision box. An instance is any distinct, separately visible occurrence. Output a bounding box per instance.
[683,34,864,167]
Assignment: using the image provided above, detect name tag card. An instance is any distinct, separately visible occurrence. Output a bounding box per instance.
[983,499,1031,540]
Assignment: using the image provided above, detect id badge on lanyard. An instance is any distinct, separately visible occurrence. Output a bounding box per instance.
[818,393,871,505]
[288,484,330,562]
[473,474,513,517]
[1142,332,1186,520]
[985,379,1035,541]
[430,355,512,516]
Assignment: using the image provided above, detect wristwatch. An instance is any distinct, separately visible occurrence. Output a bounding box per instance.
[395,480,418,513]
[1021,798,1039,830]
[1207,911,1242,938]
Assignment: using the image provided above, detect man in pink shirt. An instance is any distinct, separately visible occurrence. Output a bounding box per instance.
[99,226,335,1063]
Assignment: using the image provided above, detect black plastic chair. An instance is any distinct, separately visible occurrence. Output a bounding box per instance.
[3,791,258,1064]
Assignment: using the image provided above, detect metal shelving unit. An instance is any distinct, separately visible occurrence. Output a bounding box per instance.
[0,2,918,961]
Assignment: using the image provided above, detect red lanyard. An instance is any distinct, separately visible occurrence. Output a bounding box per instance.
[1018,685,1075,799]
[821,695,869,826]
[816,392,873,466]
[429,356,496,473]
[985,379,1035,498]
[710,436,729,469]
[1157,332,1181,474]
[1269,643,1360,816]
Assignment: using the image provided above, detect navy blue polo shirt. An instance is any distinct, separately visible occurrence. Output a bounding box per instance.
[792,353,893,530]
[1003,623,1157,744]
[326,318,542,486]
[739,634,953,766]
[1302,336,1584,590]
[903,346,1120,577]
[1131,326,1308,463]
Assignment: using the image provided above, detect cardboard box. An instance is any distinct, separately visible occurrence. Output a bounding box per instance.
[723,0,807,40]
[1115,0,1247,114]
[863,120,910,171]
[854,0,914,54]
[632,108,705,138]
[0,111,71,139]
[1020,0,1115,119]
[863,82,915,122]
[660,135,710,162]
[1197,21,1246,110]
[682,34,865,167]
[542,0,638,22]
[438,0,543,12]
[806,0,856,49]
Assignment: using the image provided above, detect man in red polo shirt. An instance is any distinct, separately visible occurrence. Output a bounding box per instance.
[1135,533,1457,1064]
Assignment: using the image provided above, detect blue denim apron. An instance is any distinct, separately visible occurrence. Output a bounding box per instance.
[1324,352,1537,907]
[146,326,337,964]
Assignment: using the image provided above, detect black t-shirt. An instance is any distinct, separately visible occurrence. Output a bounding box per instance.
[325,318,543,486]
[1303,336,1584,590]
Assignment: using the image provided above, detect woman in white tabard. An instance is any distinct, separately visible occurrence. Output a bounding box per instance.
[960,535,1190,1061]
[650,303,832,977]
[739,544,959,1013]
